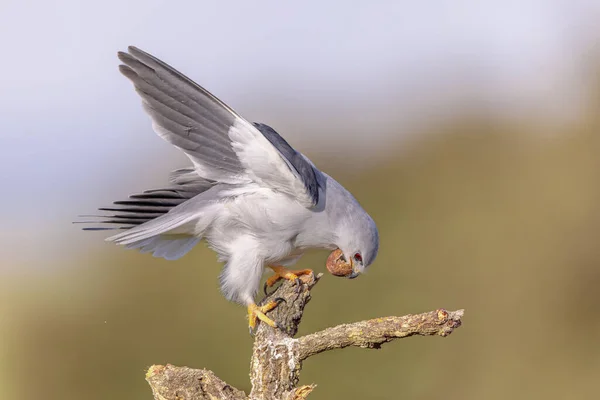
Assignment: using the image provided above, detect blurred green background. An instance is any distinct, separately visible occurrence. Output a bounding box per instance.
[4,93,600,399]
[3,2,600,399]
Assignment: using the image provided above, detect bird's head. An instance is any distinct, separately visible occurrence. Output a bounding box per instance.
[330,213,379,279]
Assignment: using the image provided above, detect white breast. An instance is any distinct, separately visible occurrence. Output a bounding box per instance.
[203,189,313,264]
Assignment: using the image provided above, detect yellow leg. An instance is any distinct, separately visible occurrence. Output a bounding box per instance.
[265,265,314,289]
[247,300,284,332]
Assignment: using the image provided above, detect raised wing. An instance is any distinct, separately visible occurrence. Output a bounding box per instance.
[118,46,320,207]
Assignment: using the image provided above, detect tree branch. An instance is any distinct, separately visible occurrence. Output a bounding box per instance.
[296,309,464,360]
[145,273,465,400]
[145,364,247,400]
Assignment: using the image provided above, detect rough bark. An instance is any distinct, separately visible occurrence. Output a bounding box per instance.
[146,273,464,400]
[296,308,463,360]
[145,365,247,400]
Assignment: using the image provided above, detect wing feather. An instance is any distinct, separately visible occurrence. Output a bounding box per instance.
[118,46,321,207]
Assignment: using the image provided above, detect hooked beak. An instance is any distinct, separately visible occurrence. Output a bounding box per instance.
[346,257,360,279]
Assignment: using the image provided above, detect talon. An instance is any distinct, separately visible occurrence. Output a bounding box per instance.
[247,299,286,332]
[265,266,313,292]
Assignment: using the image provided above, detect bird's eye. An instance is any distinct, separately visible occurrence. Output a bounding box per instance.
[353,253,363,263]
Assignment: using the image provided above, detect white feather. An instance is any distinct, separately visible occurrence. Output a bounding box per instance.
[228,118,316,207]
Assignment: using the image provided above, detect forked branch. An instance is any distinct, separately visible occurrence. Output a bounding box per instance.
[146,273,464,400]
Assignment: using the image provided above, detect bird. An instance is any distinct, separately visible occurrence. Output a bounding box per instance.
[80,46,379,332]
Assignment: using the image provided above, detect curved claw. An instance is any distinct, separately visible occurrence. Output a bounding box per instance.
[263,281,289,297]
[294,279,303,294]
[273,297,287,305]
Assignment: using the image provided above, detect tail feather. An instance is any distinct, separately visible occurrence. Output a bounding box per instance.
[106,211,196,245]
[105,185,224,246]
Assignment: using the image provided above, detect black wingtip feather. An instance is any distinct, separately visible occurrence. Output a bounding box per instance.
[99,206,170,214]
[82,227,128,231]
[113,199,182,207]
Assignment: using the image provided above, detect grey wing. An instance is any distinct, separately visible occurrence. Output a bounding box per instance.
[118,46,321,207]
[118,47,245,184]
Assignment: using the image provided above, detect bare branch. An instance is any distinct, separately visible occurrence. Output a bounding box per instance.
[144,274,465,400]
[296,309,464,360]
